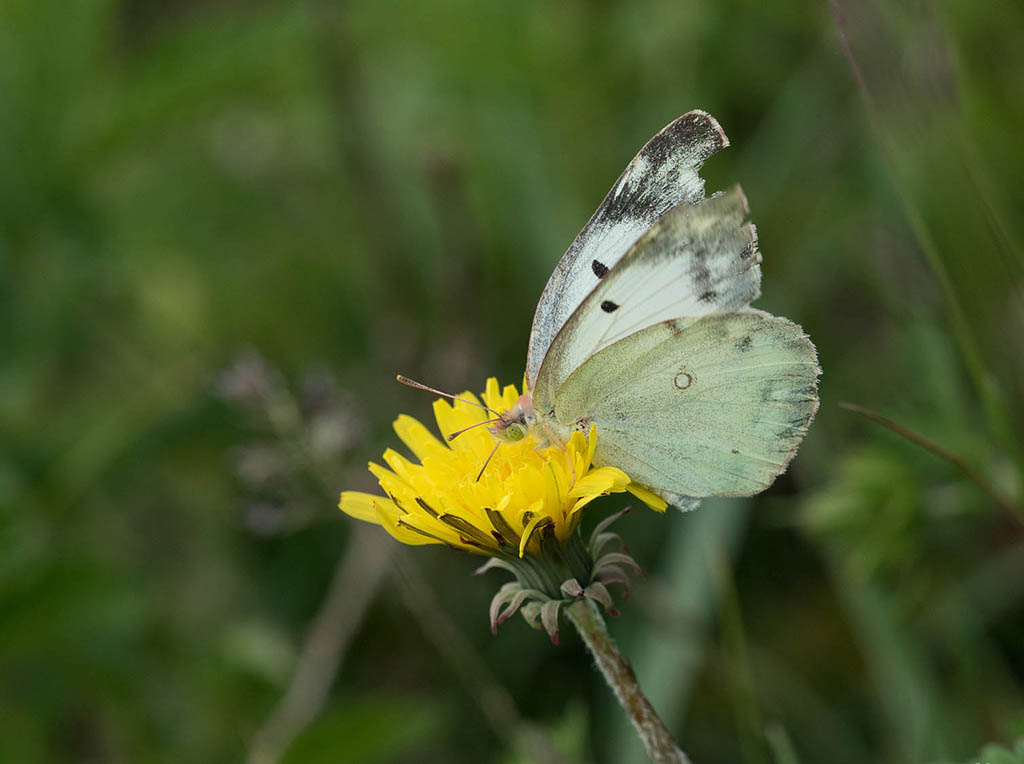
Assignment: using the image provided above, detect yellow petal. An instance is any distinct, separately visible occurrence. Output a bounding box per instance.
[367,460,395,482]
[592,466,630,491]
[584,422,598,466]
[564,428,595,478]
[368,462,415,500]
[338,491,385,522]
[516,498,545,533]
[519,512,546,558]
[501,384,519,409]
[568,471,618,500]
[378,514,443,546]
[453,390,484,412]
[626,483,669,512]
[431,399,462,443]
[393,414,447,461]
[566,471,622,518]
[433,397,491,451]
[483,377,502,412]
[373,499,468,547]
[382,448,419,483]
[543,458,569,515]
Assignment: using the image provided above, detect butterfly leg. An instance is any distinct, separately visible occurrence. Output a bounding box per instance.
[475,441,501,482]
[539,423,576,488]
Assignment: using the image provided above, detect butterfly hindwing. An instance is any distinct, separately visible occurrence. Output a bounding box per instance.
[548,312,820,507]
[525,111,729,389]
[531,187,762,408]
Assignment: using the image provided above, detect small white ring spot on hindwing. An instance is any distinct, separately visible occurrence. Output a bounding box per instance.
[673,371,694,390]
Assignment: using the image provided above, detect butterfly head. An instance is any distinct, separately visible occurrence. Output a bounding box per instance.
[395,376,557,476]
[489,394,537,443]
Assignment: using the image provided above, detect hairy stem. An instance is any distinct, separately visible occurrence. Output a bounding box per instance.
[567,599,692,764]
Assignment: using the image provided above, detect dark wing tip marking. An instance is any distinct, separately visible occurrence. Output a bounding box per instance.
[570,110,731,245]
[646,111,730,162]
[626,111,730,184]
[600,300,620,313]
[591,259,609,278]
[685,109,730,149]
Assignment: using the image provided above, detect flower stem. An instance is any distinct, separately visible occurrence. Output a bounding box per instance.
[566,599,692,764]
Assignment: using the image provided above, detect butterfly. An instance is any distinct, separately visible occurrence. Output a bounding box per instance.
[417,111,820,511]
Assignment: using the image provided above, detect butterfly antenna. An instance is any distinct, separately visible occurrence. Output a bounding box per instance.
[396,375,503,416]
[447,418,502,442]
[475,441,501,483]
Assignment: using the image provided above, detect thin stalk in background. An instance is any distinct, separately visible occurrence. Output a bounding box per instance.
[247,526,391,764]
[567,598,692,764]
[840,401,1024,525]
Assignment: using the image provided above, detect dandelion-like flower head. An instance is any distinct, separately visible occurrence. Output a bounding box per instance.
[340,378,665,558]
[339,377,665,641]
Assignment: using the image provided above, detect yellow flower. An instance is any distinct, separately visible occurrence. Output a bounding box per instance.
[339,377,664,558]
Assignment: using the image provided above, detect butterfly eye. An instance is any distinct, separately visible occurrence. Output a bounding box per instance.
[503,423,526,442]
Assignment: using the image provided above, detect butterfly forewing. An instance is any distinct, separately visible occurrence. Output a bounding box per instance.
[550,312,820,506]
[525,110,729,389]
[531,187,762,409]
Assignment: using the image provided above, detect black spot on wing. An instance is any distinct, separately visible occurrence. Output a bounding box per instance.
[591,259,609,278]
[735,335,753,352]
[600,300,620,313]
[698,290,717,303]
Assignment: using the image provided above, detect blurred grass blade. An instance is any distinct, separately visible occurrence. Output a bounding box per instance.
[765,722,802,764]
[831,566,946,761]
[713,542,771,764]
[830,0,1024,482]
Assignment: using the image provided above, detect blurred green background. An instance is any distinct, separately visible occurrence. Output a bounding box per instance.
[2,0,1023,762]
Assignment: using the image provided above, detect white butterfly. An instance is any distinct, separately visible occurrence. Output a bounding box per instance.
[473,110,821,511]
